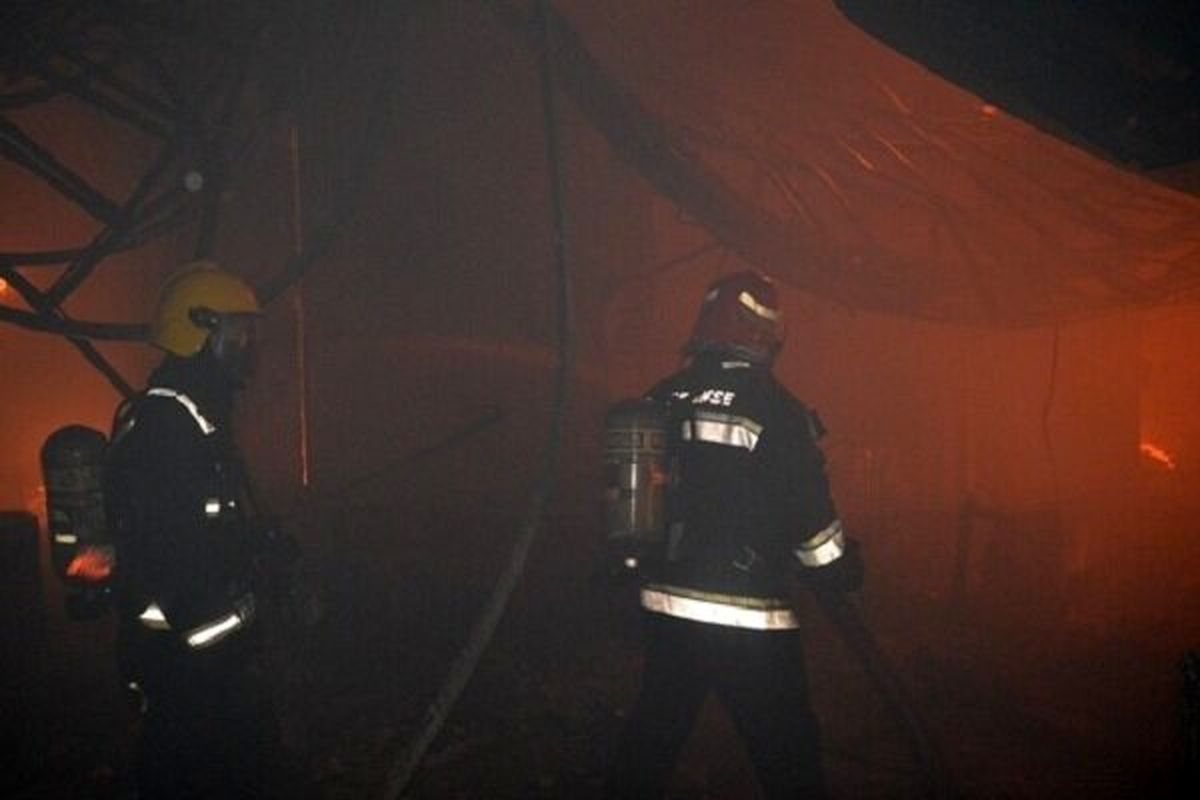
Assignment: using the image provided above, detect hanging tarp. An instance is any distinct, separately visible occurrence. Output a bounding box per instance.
[534,0,1200,325]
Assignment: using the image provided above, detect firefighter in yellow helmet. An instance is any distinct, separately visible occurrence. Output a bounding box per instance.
[150,260,263,380]
[105,261,289,797]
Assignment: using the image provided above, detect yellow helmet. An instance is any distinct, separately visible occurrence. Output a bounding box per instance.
[150,261,261,356]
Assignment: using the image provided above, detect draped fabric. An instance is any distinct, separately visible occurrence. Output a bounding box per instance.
[548,0,1200,326]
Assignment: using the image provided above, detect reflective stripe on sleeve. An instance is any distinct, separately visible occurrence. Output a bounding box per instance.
[145,388,216,435]
[185,613,242,649]
[138,602,171,631]
[183,593,255,649]
[795,519,845,567]
[54,533,79,544]
[204,498,222,518]
[640,587,799,630]
[681,411,764,452]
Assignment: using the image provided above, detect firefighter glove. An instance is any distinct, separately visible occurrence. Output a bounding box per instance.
[805,538,864,593]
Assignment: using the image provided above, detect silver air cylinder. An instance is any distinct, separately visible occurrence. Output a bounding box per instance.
[604,399,668,548]
[40,425,109,580]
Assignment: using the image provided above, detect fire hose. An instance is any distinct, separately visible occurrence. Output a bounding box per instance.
[809,587,958,799]
[377,2,574,796]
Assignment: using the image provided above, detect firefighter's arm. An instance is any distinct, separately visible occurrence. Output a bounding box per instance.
[763,405,864,592]
[804,535,864,593]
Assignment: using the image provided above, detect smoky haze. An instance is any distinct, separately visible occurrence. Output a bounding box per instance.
[1,2,1197,797]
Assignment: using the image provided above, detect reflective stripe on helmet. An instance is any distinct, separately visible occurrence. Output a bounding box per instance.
[681,411,764,452]
[795,519,845,567]
[738,290,780,321]
[145,388,216,435]
[640,586,799,630]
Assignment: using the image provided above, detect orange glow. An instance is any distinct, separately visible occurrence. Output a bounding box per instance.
[66,546,114,582]
[1139,441,1176,470]
[0,277,8,295]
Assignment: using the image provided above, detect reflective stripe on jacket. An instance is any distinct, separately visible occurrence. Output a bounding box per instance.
[640,353,844,628]
[640,583,800,630]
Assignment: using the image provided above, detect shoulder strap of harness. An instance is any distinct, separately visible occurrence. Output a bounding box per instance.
[109,396,138,445]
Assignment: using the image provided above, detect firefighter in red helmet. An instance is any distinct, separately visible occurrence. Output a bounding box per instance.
[606,270,862,799]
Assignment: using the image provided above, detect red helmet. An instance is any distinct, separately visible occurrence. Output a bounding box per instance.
[685,270,784,363]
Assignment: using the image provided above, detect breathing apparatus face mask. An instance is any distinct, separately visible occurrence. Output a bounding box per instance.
[189,306,260,386]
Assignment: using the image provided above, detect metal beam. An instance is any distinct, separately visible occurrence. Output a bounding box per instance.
[0,262,137,397]
[46,140,181,305]
[0,115,122,224]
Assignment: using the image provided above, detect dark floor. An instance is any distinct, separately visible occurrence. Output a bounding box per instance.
[3,504,1196,799]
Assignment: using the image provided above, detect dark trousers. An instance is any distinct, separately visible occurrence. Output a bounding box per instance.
[136,654,279,799]
[607,613,829,799]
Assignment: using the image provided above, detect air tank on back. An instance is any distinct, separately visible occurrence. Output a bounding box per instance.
[604,399,669,566]
[41,425,113,617]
